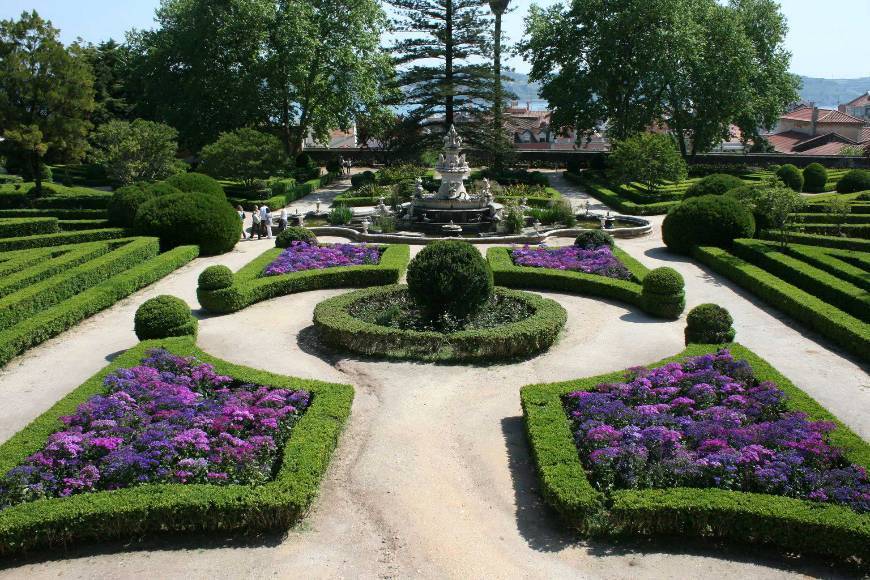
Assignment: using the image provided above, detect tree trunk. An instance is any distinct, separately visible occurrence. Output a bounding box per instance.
[31,151,42,193]
[445,0,454,128]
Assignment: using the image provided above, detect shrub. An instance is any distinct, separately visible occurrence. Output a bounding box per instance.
[802,163,828,193]
[609,133,687,193]
[351,171,376,189]
[25,183,60,198]
[197,265,234,291]
[325,158,342,174]
[147,181,181,197]
[275,226,318,248]
[165,172,225,198]
[107,184,156,227]
[776,164,803,192]
[641,267,685,319]
[89,119,181,185]
[133,295,196,340]
[406,240,493,321]
[295,153,316,169]
[574,230,614,249]
[134,192,240,255]
[683,174,745,199]
[328,205,353,226]
[684,303,736,345]
[199,128,286,190]
[836,169,870,194]
[662,195,756,254]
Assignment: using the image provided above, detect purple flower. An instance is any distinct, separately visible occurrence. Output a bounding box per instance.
[264,242,381,276]
[511,245,632,280]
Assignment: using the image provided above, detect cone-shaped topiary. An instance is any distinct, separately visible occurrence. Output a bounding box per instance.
[275,226,318,248]
[574,230,614,249]
[134,192,241,255]
[684,303,736,345]
[406,240,493,322]
[641,267,686,319]
[198,265,234,291]
[662,195,755,254]
[134,295,197,340]
[802,163,828,193]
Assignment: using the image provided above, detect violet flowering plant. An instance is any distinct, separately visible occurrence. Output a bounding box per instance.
[0,349,310,509]
[511,244,631,280]
[566,350,870,513]
[264,242,381,276]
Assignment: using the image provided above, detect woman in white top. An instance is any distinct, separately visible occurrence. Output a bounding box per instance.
[263,206,273,239]
[279,208,288,232]
[251,206,261,239]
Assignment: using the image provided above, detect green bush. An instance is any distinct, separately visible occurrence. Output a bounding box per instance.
[776,164,804,192]
[574,230,614,249]
[565,173,679,216]
[148,181,181,197]
[836,169,870,194]
[0,217,58,238]
[684,303,736,345]
[406,240,493,321]
[641,267,686,319]
[165,172,225,198]
[197,265,234,291]
[0,228,126,252]
[134,192,240,255]
[325,158,342,174]
[662,195,756,254]
[134,295,197,340]
[276,226,318,248]
[295,152,316,168]
[328,205,353,226]
[107,184,156,227]
[683,174,745,198]
[802,163,828,193]
[350,171,376,189]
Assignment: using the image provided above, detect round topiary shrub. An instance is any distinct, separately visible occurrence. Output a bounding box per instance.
[683,173,745,199]
[802,163,828,193]
[684,303,736,345]
[406,240,493,321]
[147,181,182,197]
[836,169,870,193]
[776,164,803,192]
[134,295,197,340]
[574,230,614,249]
[197,265,234,291]
[641,267,686,320]
[165,172,225,198]
[275,226,318,248]
[134,192,241,255]
[107,184,156,227]
[295,153,315,168]
[351,171,376,189]
[662,195,756,254]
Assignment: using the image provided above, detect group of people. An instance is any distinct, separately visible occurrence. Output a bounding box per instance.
[237,205,289,240]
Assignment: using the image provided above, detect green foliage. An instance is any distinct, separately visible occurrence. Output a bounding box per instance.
[641,267,686,319]
[89,119,182,185]
[133,295,196,340]
[107,184,155,227]
[275,227,318,248]
[776,164,803,192]
[0,217,58,238]
[662,195,756,254]
[802,163,828,193]
[836,170,870,194]
[80,39,132,126]
[351,171,376,189]
[165,172,225,198]
[406,240,494,322]
[751,182,805,248]
[574,230,614,249]
[609,133,687,193]
[684,303,735,345]
[200,128,286,189]
[531,198,576,226]
[0,337,352,555]
[564,172,679,216]
[328,205,353,226]
[683,173,744,199]
[134,192,240,255]
[0,228,125,252]
[503,204,525,235]
[197,265,234,291]
[376,164,425,185]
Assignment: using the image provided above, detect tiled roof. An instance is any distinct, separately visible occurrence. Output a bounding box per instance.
[780,106,864,125]
[766,130,859,155]
[859,127,870,144]
[766,131,808,153]
[844,92,870,107]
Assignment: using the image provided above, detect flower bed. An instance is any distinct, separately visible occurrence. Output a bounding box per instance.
[511,245,631,280]
[264,242,381,276]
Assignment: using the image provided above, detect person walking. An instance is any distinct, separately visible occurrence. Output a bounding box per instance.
[251,205,262,240]
[237,205,247,239]
[279,208,288,232]
[262,205,273,239]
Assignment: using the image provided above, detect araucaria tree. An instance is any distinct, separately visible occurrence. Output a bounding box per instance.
[0,11,94,190]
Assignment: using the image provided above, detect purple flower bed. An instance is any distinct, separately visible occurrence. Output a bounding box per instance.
[264,242,381,276]
[566,350,870,512]
[511,245,631,280]
[0,349,310,509]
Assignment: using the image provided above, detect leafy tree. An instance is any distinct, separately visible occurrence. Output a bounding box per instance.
[825,197,851,237]
[609,133,687,193]
[81,39,133,126]
[839,145,865,157]
[752,181,804,249]
[90,119,182,184]
[199,128,286,189]
[0,11,94,191]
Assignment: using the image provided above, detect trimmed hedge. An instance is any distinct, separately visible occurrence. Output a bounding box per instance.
[692,246,870,362]
[662,195,756,254]
[134,295,198,340]
[759,230,870,252]
[0,245,198,367]
[564,172,678,215]
[0,217,58,238]
[776,164,804,192]
[0,337,353,556]
[0,208,106,220]
[134,192,241,255]
[521,343,870,563]
[683,173,744,198]
[198,244,410,314]
[0,241,118,298]
[791,223,870,239]
[0,228,127,252]
[197,265,234,291]
[313,285,567,362]
[165,172,226,198]
[836,169,870,194]
[275,227,317,248]
[641,267,686,319]
[784,244,870,292]
[684,303,735,345]
[802,163,828,193]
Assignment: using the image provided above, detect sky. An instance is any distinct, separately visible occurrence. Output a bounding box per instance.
[2,0,869,79]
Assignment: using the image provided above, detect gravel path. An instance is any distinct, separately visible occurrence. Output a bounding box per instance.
[0,174,865,579]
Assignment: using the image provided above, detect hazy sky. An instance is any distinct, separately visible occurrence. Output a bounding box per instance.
[2,0,869,79]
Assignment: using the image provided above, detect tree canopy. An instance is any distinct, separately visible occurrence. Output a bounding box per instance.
[199,128,286,188]
[89,119,182,185]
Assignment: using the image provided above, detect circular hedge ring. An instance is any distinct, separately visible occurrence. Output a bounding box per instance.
[313,285,567,362]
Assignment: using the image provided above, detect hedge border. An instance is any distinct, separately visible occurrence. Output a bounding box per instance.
[313,285,567,362]
[784,244,870,292]
[521,343,870,563]
[0,228,127,252]
[0,218,58,238]
[198,243,410,314]
[564,172,680,215]
[0,241,118,298]
[0,337,353,556]
[760,230,870,252]
[692,245,870,361]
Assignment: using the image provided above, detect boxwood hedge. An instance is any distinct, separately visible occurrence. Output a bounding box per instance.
[0,228,127,252]
[521,343,870,563]
[0,337,353,556]
[198,244,410,314]
[564,172,679,215]
[0,217,59,238]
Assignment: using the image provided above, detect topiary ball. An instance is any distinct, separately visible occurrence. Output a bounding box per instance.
[641,267,686,320]
[406,240,493,321]
[134,192,241,255]
[643,267,684,295]
[685,303,736,345]
[776,164,804,192]
[107,184,156,227]
[147,181,182,197]
[574,230,614,249]
[802,163,828,193]
[662,195,756,254]
[165,172,225,198]
[836,169,870,194]
[275,226,318,248]
[683,173,745,199]
[198,265,234,291]
[134,295,197,340]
